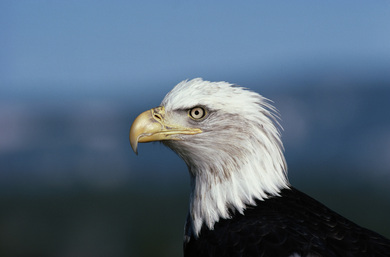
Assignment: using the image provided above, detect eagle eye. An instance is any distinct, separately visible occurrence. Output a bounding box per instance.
[189,107,206,120]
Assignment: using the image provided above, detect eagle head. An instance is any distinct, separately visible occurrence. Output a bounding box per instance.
[130,78,288,236]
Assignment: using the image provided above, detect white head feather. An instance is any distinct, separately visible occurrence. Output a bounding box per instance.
[161,78,289,237]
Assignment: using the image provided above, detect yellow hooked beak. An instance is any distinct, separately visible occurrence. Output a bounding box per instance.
[129,106,202,154]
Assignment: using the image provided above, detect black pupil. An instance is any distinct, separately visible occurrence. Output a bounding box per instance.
[194,110,199,116]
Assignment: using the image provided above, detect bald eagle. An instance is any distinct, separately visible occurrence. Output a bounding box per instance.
[129,78,390,257]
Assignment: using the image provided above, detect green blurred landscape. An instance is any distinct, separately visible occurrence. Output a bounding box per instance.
[0,177,389,257]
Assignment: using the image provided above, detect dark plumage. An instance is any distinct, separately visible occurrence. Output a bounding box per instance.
[184,187,390,257]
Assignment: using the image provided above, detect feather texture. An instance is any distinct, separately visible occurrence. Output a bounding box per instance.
[184,188,390,257]
[141,78,390,256]
[161,78,288,236]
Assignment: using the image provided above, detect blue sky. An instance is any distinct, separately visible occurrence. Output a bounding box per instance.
[2,1,390,91]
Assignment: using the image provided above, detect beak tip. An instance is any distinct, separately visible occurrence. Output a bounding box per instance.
[130,141,139,155]
[129,135,138,155]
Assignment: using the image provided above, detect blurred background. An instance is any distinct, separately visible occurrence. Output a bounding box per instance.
[1,1,390,256]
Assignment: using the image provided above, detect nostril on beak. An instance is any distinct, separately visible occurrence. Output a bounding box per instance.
[153,113,162,121]
[152,106,165,122]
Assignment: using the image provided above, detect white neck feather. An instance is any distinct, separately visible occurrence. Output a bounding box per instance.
[188,148,288,237]
[184,118,289,237]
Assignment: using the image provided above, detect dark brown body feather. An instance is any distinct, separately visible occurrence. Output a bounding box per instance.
[184,187,390,257]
